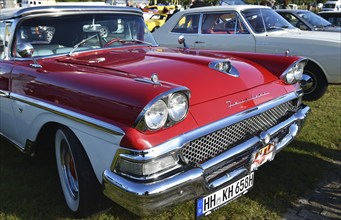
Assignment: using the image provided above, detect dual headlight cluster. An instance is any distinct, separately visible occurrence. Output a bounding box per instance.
[281,59,307,85]
[137,91,190,131]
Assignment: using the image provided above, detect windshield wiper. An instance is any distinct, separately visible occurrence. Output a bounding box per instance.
[69,34,98,56]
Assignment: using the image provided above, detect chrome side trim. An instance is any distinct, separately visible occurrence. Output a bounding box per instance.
[0,90,10,97]
[10,93,125,136]
[0,132,25,151]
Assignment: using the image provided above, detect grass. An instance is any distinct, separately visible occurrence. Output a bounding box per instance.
[0,85,340,220]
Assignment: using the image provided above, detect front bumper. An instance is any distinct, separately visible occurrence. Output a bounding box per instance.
[102,104,310,216]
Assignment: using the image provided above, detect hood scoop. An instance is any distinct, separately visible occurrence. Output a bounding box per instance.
[208,60,240,77]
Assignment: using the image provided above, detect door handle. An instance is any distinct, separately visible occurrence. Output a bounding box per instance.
[195,41,205,44]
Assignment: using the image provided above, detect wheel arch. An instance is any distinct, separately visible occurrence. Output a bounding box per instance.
[26,111,123,183]
[305,59,328,82]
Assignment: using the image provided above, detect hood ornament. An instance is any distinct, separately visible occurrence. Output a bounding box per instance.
[209,60,240,77]
[135,73,161,85]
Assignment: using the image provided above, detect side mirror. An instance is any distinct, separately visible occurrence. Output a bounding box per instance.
[17,43,34,58]
[178,35,188,48]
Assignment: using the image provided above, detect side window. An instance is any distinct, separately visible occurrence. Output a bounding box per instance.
[243,9,265,33]
[171,14,200,34]
[0,21,12,60]
[15,25,56,57]
[281,14,299,27]
[0,21,5,59]
[201,12,249,34]
[0,21,11,60]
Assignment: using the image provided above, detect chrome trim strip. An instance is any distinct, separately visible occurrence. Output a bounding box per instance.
[0,132,25,151]
[0,90,10,97]
[10,93,125,136]
[6,6,143,20]
[117,90,302,162]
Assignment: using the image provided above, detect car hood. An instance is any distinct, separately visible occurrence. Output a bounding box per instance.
[59,47,279,106]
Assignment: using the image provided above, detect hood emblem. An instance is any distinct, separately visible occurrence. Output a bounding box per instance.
[226,92,269,108]
[135,73,161,85]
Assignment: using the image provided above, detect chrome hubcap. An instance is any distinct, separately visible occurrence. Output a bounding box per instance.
[300,73,315,93]
[60,140,79,200]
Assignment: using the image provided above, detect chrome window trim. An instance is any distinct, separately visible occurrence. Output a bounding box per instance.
[113,89,303,163]
[10,93,125,136]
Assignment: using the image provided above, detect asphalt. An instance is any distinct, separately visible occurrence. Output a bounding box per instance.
[282,161,341,220]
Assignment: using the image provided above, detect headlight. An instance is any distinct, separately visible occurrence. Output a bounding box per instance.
[281,59,307,85]
[168,92,188,122]
[136,89,190,131]
[117,154,179,178]
[144,100,168,130]
[293,61,305,81]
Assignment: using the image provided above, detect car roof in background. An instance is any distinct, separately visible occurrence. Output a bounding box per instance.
[318,11,341,14]
[276,9,311,13]
[0,5,142,20]
[175,5,271,14]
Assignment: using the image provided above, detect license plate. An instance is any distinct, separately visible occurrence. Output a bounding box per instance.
[196,173,254,218]
[251,144,275,171]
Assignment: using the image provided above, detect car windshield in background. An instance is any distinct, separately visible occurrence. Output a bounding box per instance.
[14,13,157,57]
[297,11,333,28]
[242,8,295,33]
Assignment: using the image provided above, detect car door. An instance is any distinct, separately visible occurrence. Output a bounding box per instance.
[0,21,20,145]
[194,12,256,52]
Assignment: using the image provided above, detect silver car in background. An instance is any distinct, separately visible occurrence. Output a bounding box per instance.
[153,5,341,101]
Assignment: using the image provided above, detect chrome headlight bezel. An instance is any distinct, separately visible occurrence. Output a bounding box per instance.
[281,59,308,85]
[135,88,190,131]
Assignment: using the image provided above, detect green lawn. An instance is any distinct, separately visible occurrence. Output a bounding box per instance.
[1,85,340,220]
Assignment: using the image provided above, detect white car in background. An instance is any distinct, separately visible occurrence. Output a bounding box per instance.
[153,5,341,100]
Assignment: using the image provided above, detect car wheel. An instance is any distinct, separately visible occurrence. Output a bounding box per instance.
[55,126,105,217]
[300,64,328,101]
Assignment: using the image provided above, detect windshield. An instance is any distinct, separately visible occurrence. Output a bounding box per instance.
[14,13,157,57]
[242,8,296,33]
[297,11,332,28]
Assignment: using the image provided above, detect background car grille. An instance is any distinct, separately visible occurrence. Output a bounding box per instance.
[182,101,294,166]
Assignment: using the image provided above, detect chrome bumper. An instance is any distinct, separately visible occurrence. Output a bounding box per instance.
[102,105,310,216]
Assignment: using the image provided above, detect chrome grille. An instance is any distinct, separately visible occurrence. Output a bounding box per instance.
[182,101,293,166]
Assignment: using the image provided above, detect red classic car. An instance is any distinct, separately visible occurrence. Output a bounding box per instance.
[0,5,310,218]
